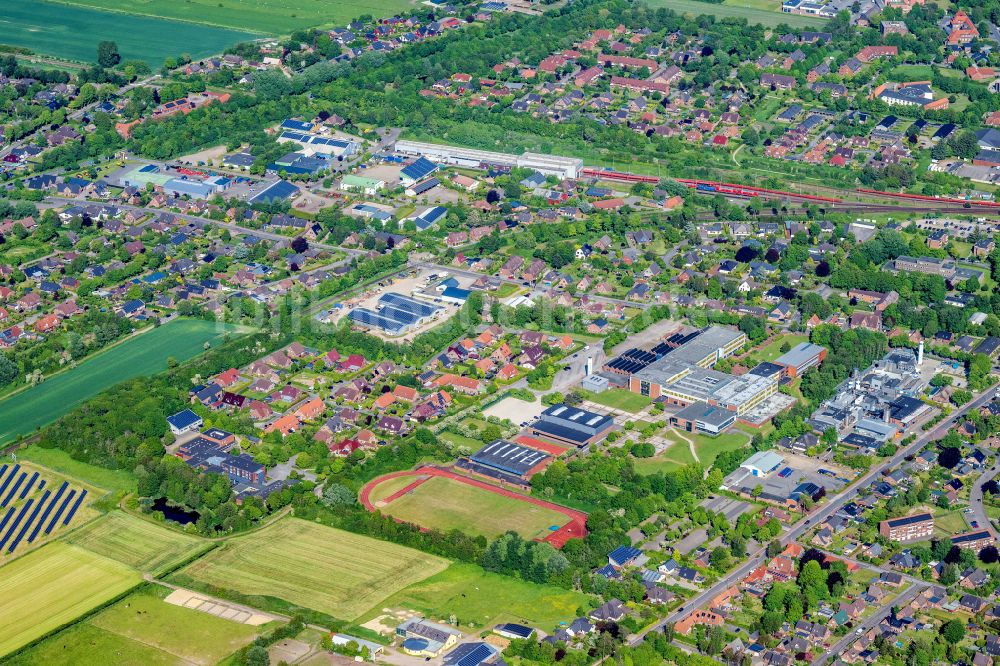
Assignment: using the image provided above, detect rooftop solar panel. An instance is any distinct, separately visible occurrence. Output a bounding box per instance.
[455,644,494,666]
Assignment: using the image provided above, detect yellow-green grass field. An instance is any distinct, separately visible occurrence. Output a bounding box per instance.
[64,512,210,576]
[373,475,569,540]
[174,518,449,619]
[359,562,593,630]
[5,586,265,666]
[53,0,416,35]
[0,543,141,657]
[644,0,827,27]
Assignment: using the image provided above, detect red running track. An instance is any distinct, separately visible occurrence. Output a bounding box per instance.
[359,466,588,549]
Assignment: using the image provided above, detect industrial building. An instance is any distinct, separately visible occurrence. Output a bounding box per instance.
[809,347,928,437]
[741,450,785,477]
[879,513,934,542]
[529,403,615,450]
[277,130,359,157]
[119,164,231,200]
[347,292,442,336]
[394,139,583,179]
[341,174,385,195]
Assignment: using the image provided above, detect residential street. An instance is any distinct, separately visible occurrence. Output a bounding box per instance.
[630,386,997,649]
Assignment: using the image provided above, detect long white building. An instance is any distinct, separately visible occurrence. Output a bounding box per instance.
[393,139,583,179]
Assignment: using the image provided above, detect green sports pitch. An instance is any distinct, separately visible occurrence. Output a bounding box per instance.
[0,318,237,446]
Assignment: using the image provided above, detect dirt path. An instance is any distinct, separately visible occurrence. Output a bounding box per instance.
[669,428,699,463]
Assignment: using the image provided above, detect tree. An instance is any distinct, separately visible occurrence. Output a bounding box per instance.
[97,41,121,68]
[321,483,355,508]
[980,545,999,564]
[245,645,270,666]
[940,619,965,644]
[0,353,16,386]
[290,236,309,253]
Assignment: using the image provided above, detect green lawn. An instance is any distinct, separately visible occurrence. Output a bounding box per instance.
[54,0,419,34]
[174,518,449,620]
[358,562,592,631]
[0,319,238,446]
[755,334,809,363]
[6,586,264,666]
[5,0,255,64]
[633,429,750,474]
[14,447,136,494]
[583,389,651,413]
[439,431,484,450]
[644,0,826,27]
[933,509,969,537]
[0,543,141,657]
[64,512,210,576]
[372,475,569,540]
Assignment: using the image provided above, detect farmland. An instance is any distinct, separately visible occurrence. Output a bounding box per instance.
[0,543,141,657]
[173,518,449,620]
[49,0,416,35]
[367,474,569,540]
[359,562,593,630]
[0,318,238,446]
[3,1,255,65]
[644,0,827,27]
[5,586,264,666]
[64,512,210,576]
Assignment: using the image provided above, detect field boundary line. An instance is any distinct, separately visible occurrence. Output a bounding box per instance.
[37,0,267,34]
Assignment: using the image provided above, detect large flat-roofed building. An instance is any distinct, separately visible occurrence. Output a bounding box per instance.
[741,450,784,477]
[774,342,827,378]
[670,401,737,434]
[530,403,615,449]
[880,512,934,542]
[457,439,552,486]
[277,130,359,157]
[394,139,582,178]
[628,327,775,415]
[348,292,442,336]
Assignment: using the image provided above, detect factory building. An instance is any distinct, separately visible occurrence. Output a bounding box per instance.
[394,139,583,179]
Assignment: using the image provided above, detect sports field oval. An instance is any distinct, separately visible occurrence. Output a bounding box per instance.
[360,467,587,547]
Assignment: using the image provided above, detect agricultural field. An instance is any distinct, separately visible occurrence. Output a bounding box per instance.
[0,542,141,657]
[370,474,569,540]
[644,0,827,27]
[0,319,238,446]
[4,1,255,65]
[5,586,264,666]
[173,518,448,620]
[64,512,210,576]
[359,562,593,630]
[50,0,416,34]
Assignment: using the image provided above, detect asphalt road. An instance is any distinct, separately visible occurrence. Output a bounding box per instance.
[967,463,1000,536]
[811,583,927,666]
[630,386,997,648]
